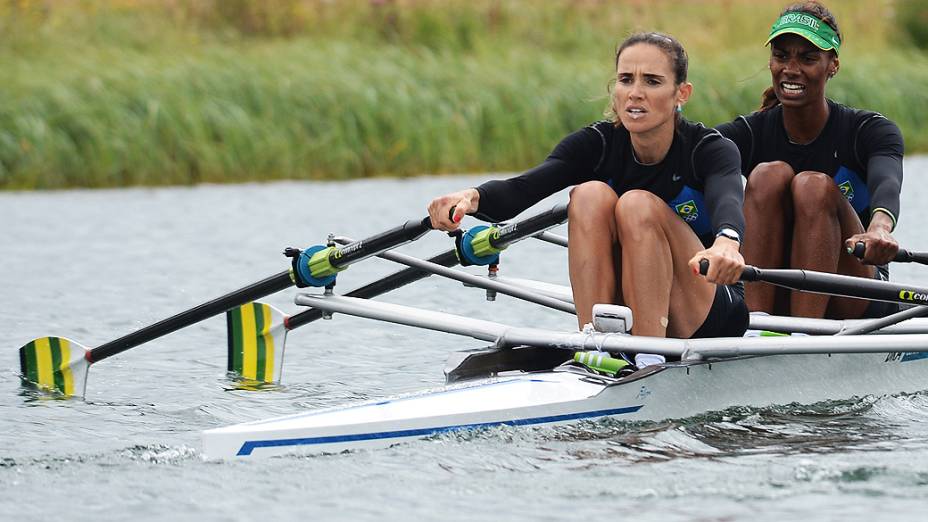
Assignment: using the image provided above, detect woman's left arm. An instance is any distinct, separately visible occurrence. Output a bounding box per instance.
[687,134,746,285]
[846,116,905,265]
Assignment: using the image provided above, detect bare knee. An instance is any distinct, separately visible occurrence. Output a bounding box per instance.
[569,181,618,226]
[745,161,794,203]
[614,189,665,241]
[791,171,840,217]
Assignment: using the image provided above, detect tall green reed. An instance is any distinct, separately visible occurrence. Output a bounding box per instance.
[1,0,925,189]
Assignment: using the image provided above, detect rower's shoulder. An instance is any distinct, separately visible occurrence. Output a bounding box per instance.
[581,119,621,140]
[827,99,903,150]
[680,119,738,152]
[567,120,626,153]
[828,99,897,128]
[549,120,619,165]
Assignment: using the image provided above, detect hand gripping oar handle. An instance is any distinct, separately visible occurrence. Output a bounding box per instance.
[455,203,569,266]
[698,259,928,306]
[851,242,928,265]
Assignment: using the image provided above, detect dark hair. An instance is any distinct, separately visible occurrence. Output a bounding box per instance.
[760,1,842,111]
[607,32,689,124]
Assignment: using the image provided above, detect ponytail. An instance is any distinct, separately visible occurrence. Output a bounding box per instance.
[759,86,780,112]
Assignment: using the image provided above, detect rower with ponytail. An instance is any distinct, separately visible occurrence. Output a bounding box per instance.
[716,1,904,320]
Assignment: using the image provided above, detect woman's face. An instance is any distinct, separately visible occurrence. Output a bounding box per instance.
[613,43,688,136]
[769,33,837,108]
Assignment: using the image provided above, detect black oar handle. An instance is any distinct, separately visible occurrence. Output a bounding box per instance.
[852,242,928,265]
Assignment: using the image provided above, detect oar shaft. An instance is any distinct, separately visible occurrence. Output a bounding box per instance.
[488,203,568,250]
[329,217,433,270]
[896,250,928,265]
[742,266,928,306]
[89,271,294,363]
[90,218,436,362]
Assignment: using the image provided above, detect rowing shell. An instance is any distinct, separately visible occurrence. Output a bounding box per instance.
[202,348,928,458]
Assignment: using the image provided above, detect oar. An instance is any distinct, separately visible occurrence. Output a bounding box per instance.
[19,216,437,397]
[454,203,568,266]
[699,260,928,306]
[851,242,928,265]
[228,202,571,382]
[227,249,459,383]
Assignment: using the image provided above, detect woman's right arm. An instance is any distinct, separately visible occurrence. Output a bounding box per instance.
[427,126,605,231]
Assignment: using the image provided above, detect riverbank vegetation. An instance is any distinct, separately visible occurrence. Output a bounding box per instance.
[2,0,927,189]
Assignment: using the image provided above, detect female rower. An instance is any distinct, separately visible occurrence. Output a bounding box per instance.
[716,1,904,319]
[428,32,749,347]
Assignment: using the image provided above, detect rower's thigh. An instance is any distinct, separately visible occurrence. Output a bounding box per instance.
[615,190,715,334]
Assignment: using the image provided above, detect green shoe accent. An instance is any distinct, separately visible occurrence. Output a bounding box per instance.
[573,351,630,376]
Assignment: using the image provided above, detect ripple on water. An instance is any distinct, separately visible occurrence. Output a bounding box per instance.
[4,176,928,521]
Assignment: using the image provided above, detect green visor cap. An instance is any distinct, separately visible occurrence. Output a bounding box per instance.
[766,12,841,55]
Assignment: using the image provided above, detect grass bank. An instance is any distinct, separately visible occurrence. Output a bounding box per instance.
[2,0,926,189]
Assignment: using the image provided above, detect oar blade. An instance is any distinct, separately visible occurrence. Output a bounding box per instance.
[19,337,90,398]
[226,302,288,384]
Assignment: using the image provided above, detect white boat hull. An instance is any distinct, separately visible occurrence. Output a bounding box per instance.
[202,350,928,458]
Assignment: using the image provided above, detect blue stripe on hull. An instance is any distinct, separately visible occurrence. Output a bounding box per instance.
[901,352,928,362]
[237,404,644,456]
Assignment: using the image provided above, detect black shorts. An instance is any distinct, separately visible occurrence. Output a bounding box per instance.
[862,264,901,318]
[691,283,749,338]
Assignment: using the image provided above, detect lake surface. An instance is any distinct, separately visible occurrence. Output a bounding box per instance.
[3,160,928,521]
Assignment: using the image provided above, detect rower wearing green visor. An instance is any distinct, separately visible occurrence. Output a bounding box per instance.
[716,1,905,320]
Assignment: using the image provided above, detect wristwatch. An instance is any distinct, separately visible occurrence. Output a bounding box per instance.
[716,227,741,244]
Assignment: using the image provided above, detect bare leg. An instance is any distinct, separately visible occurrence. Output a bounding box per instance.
[825,196,876,318]
[742,161,794,314]
[789,171,874,318]
[568,181,621,328]
[614,190,715,338]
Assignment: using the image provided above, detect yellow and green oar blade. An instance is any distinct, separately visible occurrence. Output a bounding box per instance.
[227,302,288,383]
[19,337,91,397]
[226,250,463,383]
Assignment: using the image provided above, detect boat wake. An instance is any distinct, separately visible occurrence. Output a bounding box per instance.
[422,391,928,465]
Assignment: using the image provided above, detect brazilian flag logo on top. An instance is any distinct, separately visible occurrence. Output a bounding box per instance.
[675,200,699,222]
[838,180,854,201]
